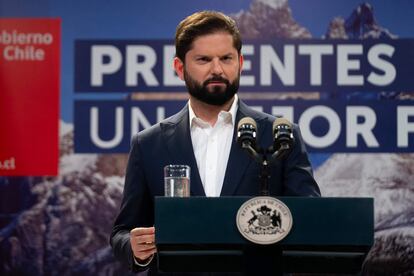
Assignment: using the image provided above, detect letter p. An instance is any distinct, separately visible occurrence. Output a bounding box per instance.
[91,45,122,86]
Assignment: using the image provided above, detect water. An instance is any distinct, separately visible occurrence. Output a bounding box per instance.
[164,177,190,197]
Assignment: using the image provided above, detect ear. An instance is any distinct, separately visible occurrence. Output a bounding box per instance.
[173,57,185,81]
[239,54,244,74]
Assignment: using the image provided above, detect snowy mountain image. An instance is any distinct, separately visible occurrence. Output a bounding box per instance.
[0,1,413,275]
[0,122,132,275]
[324,2,413,100]
[232,0,311,39]
[315,153,414,275]
[325,3,396,39]
[232,0,318,101]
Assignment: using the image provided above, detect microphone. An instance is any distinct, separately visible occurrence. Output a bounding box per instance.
[272,117,294,154]
[237,117,257,149]
[237,117,261,162]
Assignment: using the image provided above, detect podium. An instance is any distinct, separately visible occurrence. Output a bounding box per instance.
[155,197,374,274]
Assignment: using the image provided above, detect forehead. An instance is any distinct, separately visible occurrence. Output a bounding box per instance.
[187,32,237,56]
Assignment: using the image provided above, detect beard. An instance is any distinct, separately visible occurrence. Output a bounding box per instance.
[183,70,240,106]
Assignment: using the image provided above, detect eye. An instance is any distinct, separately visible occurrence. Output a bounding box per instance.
[221,55,233,62]
[196,56,211,63]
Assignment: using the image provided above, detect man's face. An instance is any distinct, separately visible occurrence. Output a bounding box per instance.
[174,32,243,106]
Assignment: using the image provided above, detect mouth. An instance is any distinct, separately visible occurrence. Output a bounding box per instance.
[205,78,228,86]
[207,81,226,85]
[203,77,229,93]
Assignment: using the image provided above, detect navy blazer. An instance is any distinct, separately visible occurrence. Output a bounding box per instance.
[110,99,320,273]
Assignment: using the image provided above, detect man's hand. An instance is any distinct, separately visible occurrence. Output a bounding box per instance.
[130,227,157,262]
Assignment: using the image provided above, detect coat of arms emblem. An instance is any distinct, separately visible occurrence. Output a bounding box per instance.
[236,197,293,244]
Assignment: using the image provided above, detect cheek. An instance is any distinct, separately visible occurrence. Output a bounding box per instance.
[187,66,209,79]
[224,66,240,79]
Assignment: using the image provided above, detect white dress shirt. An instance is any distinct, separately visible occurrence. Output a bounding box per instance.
[189,95,238,197]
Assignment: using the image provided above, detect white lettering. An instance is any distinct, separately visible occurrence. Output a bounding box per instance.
[299,106,341,148]
[126,45,159,86]
[337,45,364,85]
[81,104,414,151]
[131,107,166,135]
[91,45,122,86]
[367,44,396,86]
[163,45,184,86]
[346,106,379,147]
[0,30,53,45]
[260,45,295,86]
[156,107,166,123]
[84,42,401,89]
[0,157,16,170]
[90,107,123,148]
[397,106,414,147]
[272,106,294,122]
[298,45,333,85]
[3,45,44,61]
[240,45,255,86]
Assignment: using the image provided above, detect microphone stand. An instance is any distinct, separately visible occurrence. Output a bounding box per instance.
[259,158,270,196]
[270,143,291,161]
[241,142,291,196]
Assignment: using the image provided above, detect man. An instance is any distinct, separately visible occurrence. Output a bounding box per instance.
[110,10,320,274]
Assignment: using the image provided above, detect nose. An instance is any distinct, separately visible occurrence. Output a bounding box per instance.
[211,58,224,75]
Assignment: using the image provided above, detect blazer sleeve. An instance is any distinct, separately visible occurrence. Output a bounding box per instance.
[110,133,155,272]
[282,124,321,197]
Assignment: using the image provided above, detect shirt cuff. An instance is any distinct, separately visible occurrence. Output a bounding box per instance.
[133,254,154,267]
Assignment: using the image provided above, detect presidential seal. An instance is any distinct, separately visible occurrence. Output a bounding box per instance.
[236,196,293,245]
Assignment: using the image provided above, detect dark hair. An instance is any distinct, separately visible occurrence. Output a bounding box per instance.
[175,11,242,62]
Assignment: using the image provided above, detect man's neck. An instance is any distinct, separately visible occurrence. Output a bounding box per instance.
[189,96,235,127]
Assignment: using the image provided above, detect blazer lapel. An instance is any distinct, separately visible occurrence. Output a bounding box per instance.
[220,100,267,196]
[161,105,206,196]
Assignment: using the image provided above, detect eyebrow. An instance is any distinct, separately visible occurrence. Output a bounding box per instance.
[193,52,235,58]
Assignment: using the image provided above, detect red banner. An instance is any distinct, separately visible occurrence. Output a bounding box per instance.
[0,18,60,176]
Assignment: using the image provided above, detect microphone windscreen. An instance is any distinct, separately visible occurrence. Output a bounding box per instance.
[272,117,292,131]
[238,117,257,130]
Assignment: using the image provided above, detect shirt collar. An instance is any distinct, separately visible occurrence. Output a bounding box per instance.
[189,94,239,128]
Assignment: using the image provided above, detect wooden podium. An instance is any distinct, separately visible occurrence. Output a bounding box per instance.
[155,197,374,274]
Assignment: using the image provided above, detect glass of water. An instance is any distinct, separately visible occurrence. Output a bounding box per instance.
[164,165,190,197]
